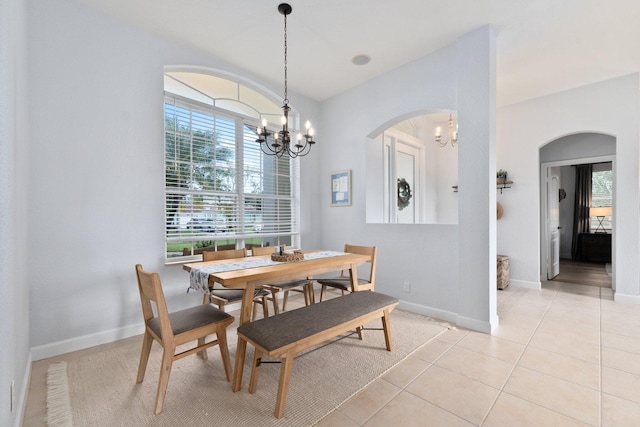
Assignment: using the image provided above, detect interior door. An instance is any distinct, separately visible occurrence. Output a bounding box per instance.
[396,146,417,223]
[547,167,561,279]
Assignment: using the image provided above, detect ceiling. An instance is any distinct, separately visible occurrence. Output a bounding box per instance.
[74,0,640,107]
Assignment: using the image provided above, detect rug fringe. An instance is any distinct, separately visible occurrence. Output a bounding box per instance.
[46,361,73,427]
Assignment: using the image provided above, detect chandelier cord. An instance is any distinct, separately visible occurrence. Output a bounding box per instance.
[283,11,288,105]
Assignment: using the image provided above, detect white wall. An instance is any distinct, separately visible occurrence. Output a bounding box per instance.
[0,0,30,424]
[316,26,498,332]
[27,0,320,357]
[497,74,640,302]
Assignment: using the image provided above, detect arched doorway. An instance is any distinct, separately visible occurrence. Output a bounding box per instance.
[539,133,615,289]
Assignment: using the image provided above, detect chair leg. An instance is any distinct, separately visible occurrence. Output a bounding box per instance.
[319,284,326,302]
[217,329,233,382]
[154,347,175,415]
[307,282,315,304]
[382,308,393,351]
[136,331,154,383]
[271,292,280,315]
[282,290,290,311]
[263,296,270,318]
[197,337,208,360]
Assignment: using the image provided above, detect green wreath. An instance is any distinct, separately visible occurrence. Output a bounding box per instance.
[397,178,412,211]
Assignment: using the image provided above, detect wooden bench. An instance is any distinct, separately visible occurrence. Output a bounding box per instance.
[236,290,399,418]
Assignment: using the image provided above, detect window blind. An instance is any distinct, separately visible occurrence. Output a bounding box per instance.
[164,96,299,260]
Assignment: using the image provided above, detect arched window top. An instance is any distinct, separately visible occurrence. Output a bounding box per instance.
[164,71,285,125]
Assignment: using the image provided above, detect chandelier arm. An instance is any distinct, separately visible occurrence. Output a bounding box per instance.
[294,141,312,157]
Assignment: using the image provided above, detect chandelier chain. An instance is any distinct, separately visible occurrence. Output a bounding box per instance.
[283,11,288,105]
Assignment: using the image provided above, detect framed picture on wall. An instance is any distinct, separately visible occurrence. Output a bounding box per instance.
[330,170,351,206]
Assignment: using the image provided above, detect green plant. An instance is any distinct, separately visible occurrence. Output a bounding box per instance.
[496,169,508,179]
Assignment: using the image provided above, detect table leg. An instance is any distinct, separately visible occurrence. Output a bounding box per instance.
[232,282,255,392]
[349,263,359,292]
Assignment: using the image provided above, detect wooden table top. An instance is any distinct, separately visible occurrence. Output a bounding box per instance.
[183,251,369,289]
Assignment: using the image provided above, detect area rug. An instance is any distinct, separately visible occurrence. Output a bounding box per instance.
[46,309,449,426]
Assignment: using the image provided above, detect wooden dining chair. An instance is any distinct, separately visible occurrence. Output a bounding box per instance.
[318,244,377,302]
[251,245,315,311]
[134,264,234,415]
[202,248,279,320]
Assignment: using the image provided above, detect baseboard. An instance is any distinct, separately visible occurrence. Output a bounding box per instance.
[614,292,640,304]
[31,323,145,361]
[509,279,541,289]
[456,314,494,334]
[398,300,457,324]
[398,300,500,333]
[30,288,295,361]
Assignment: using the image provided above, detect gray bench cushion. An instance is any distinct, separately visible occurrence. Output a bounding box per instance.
[237,291,398,352]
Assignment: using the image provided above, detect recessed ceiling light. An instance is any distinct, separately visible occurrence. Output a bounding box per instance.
[352,54,371,66]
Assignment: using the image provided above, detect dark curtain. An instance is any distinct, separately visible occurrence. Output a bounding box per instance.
[571,164,592,259]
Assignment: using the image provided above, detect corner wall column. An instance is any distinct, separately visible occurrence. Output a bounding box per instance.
[456,25,499,332]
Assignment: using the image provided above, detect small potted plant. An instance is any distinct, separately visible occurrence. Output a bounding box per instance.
[497,169,508,184]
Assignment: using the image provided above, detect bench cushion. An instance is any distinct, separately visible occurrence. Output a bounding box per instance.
[237,291,398,352]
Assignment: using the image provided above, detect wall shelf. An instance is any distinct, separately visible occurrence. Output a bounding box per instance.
[497,179,513,194]
[451,180,514,193]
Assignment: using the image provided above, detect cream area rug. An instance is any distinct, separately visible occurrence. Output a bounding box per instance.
[46,309,449,427]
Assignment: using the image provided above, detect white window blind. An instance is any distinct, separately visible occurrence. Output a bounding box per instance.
[164,95,299,260]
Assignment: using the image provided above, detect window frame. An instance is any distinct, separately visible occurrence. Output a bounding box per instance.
[590,164,613,232]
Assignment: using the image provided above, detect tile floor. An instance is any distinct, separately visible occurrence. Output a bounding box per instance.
[316,282,640,426]
[23,281,640,426]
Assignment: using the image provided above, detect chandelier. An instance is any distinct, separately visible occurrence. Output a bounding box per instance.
[255,3,316,158]
[435,114,458,147]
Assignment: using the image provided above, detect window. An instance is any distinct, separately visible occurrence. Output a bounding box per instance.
[590,164,612,231]
[164,73,299,261]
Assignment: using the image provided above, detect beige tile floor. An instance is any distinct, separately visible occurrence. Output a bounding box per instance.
[316,282,640,426]
[22,281,640,426]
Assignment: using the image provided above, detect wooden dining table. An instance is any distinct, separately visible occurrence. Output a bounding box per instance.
[182,250,370,392]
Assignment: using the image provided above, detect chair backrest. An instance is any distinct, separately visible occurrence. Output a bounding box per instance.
[251,245,283,256]
[202,247,247,262]
[344,244,377,285]
[135,264,172,341]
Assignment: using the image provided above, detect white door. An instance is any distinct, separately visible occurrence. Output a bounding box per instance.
[396,146,418,223]
[547,167,561,279]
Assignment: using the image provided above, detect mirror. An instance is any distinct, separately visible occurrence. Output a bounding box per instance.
[366,113,458,224]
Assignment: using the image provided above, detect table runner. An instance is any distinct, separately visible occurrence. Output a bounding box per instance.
[189,251,346,293]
